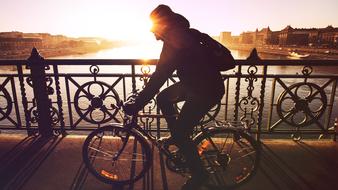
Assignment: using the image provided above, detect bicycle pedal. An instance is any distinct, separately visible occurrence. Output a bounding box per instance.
[159,136,175,146]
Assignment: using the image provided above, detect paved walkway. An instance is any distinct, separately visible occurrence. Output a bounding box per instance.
[0,134,337,190]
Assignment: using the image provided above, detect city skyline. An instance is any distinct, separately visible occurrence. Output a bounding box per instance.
[1,0,337,41]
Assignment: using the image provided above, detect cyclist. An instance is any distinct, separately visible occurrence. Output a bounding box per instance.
[124,4,234,189]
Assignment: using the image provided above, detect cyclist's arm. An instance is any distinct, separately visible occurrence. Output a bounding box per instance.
[134,43,178,109]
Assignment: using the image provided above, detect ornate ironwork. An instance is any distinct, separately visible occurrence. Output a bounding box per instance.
[28,105,60,125]
[257,65,267,140]
[140,97,157,137]
[276,82,327,128]
[302,65,313,76]
[73,65,121,125]
[45,77,54,95]
[25,67,55,121]
[74,81,121,124]
[53,64,66,135]
[0,55,337,141]
[239,65,260,126]
[0,83,12,121]
[25,77,33,88]
[234,65,241,121]
[89,65,100,80]
[17,65,32,132]
[138,65,158,136]
[140,64,151,89]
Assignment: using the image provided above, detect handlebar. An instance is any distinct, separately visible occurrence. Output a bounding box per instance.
[112,90,140,118]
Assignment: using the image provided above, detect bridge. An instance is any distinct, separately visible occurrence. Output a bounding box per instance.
[0,48,337,190]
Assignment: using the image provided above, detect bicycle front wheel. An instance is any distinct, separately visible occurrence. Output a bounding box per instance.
[193,127,260,189]
[82,125,152,185]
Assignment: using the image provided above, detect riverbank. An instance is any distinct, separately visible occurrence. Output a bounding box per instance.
[0,45,115,60]
[227,44,338,59]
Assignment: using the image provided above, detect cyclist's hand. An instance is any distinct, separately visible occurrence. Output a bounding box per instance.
[123,101,139,115]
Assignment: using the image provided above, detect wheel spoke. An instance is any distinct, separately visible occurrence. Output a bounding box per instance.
[83,126,151,184]
[232,150,257,162]
[88,146,114,157]
[197,128,259,189]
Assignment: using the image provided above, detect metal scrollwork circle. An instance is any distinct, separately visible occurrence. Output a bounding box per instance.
[74,81,121,124]
[89,65,100,75]
[277,82,327,127]
[0,87,12,121]
[141,65,151,75]
[247,65,258,75]
[301,66,313,76]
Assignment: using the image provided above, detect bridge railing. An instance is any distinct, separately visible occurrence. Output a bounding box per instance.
[0,48,337,140]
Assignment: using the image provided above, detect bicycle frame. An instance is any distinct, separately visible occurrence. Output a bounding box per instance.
[113,113,174,160]
[114,103,254,163]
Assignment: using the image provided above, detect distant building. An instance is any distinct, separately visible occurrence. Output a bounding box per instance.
[0,37,42,50]
[0,31,70,50]
[269,31,280,45]
[231,36,240,44]
[0,31,23,38]
[320,25,338,48]
[226,25,337,48]
[256,27,273,45]
[279,25,293,45]
[307,29,320,46]
[237,27,273,45]
[278,25,338,47]
[239,32,254,44]
[219,32,232,46]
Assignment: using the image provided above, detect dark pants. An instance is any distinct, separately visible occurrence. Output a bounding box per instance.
[156,82,222,177]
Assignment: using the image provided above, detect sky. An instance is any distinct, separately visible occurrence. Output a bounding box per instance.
[1,0,337,41]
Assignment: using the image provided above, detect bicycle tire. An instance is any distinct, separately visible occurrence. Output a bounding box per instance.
[82,125,152,185]
[193,127,261,189]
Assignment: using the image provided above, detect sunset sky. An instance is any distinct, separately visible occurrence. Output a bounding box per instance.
[1,0,337,41]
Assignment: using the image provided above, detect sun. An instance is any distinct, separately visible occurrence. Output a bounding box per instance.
[65,6,155,43]
[103,14,154,42]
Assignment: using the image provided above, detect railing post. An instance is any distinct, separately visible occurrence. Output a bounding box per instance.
[234,64,241,122]
[334,117,337,141]
[27,48,53,137]
[131,64,137,93]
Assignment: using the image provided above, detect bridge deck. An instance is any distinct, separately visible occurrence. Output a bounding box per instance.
[0,134,337,190]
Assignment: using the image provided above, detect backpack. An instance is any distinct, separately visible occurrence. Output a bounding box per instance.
[190,28,236,71]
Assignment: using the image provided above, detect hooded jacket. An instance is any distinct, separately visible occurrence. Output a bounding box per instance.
[135,27,225,108]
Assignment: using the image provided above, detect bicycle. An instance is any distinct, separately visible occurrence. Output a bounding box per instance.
[82,94,261,189]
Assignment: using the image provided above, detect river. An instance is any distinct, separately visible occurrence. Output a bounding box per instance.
[51,44,288,60]
[50,45,338,75]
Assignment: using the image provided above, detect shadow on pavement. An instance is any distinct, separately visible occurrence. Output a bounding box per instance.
[0,135,63,190]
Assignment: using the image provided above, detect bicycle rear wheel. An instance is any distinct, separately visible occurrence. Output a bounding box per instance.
[82,125,152,185]
[193,127,260,189]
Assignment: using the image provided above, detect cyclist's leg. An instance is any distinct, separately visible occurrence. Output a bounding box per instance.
[172,96,217,178]
[156,82,186,130]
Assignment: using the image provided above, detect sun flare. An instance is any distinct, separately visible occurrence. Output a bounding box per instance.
[103,14,154,42]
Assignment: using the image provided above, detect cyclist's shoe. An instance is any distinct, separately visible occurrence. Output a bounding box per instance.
[181,174,209,190]
[159,136,175,147]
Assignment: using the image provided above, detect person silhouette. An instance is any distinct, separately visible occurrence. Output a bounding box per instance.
[124,4,234,189]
